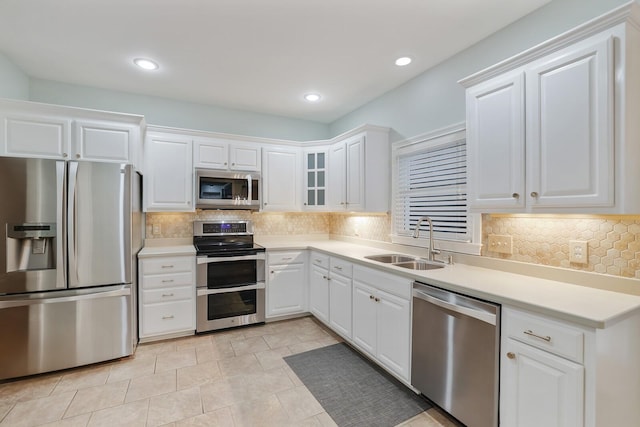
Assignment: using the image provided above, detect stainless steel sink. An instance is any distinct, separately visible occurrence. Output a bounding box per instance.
[365,254,417,263]
[393,260,445,270]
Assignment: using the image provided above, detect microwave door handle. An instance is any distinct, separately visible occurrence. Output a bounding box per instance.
[246,174,252,205]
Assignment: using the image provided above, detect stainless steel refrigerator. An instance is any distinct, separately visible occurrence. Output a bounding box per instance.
[0,157,142,380]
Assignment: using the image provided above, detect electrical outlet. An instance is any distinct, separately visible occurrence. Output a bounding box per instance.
[488,234,513,254]
[152,223,161,235]
[569,240,588,264]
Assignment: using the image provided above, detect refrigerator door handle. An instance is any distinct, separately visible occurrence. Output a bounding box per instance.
[67,161,79,287]
[0,286,131,309]
[56,161,66,289]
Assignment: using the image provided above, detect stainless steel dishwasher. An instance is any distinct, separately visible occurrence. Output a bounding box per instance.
[411,281,500,427]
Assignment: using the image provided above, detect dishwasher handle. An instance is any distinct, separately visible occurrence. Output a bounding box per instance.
[413,288,497,326]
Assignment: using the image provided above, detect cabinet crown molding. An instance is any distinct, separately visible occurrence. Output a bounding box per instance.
[458,0,640,88]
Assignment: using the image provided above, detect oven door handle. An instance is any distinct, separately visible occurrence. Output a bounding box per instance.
[197,253,265,264]
[196,282,265,296]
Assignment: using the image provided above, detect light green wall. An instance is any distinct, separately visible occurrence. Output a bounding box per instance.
[328,0,630,141]
[0,52,29,100]
[28,78,330,141]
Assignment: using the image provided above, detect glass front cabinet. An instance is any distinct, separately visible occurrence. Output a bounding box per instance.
[304,149,328,210]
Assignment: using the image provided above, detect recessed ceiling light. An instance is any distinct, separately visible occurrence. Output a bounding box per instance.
[133,58,159,70]
[395,57,412,66]
[304,93,321,102]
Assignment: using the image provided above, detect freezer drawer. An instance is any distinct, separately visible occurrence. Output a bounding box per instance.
[0,285,133,380]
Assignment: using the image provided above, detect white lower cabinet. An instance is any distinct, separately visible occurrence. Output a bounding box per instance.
[138,254,196,341]
[266,251,307,318]
[308,252,330,323]
[328,257,353,339]
[501,338,584,427]
[352,265,411,382]
[499,305,640,427]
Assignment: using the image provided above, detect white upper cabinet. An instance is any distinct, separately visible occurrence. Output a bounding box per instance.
[329,127,390,212]
[144,131,194,212]
[193,137,260,171]
[2,112,71,159]
[466,70,526,210]
[461,6,640,214]
[0,100,143,166]
[74,119,139,163]
[303,148,328,210]
[262,146,301,211]
[526,37,613,210]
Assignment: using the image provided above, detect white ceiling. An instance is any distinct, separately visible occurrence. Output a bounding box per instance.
[0,0,550,123]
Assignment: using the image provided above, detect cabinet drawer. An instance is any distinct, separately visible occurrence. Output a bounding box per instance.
[309,252,329,269]
[141,301,194,336]
[330,257,352,277]
[141,271,193,289]
[141,256,193,275]
[143,286,193,304]
[268,251,305,265]
[353,265,411,300]
[504,307,584,363]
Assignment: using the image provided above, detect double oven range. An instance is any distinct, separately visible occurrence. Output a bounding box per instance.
[194,220,265,333]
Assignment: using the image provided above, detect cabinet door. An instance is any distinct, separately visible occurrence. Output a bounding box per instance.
[144,133,194,212]
[329,273,352,338]
[466,71,525,210]
[74,119,136,162]
[329,142,346,210]
[267,263,306,317]
[230,144,260,171]
[501,338,584,427]
[352,280,377,355]
[262,147,300,211]
[304,150,328,210]
[1,113,71,159]
[526,36,613,209]
[376,289,411,380]
[193,138,229,169]
[309,265,329,323]
[346,136,365,210]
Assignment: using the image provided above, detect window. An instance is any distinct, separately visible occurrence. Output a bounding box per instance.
[392,125,481,255]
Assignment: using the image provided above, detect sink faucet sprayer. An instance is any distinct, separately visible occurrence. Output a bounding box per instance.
[413,216,440,262]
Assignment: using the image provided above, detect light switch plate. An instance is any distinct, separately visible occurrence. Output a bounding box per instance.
[569,240,588,264]
[152,223,161,235]
[488,234,513,254]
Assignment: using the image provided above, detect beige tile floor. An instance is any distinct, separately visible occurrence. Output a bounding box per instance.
[0,317,460,427]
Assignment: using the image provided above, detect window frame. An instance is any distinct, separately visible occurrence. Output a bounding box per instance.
[391,123,481,255]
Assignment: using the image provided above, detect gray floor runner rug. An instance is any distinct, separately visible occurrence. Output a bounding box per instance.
[284,342,431,427]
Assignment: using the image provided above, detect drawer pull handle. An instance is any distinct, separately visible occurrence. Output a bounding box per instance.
[334,266,342,270]
[161,265,174,269]
[315,259,322,263]
[161,279,174,283]
[322,275,328,279]
[161,293,174,297]
[369,295,375,300]
[524,330,552,342]
[162,315,175,320]
[507,352,516,359]
[281,257,292,261]
[374,297,380,302]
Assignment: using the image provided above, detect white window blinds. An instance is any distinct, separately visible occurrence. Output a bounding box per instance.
[393,134,470,242]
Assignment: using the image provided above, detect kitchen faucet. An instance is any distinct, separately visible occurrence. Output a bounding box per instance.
[413,216,440,262]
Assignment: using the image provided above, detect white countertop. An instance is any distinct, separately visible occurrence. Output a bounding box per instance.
[256,237,640,329]
[138,238,196,258]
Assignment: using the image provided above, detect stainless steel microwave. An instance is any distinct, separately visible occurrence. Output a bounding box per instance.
[195,170,261,210]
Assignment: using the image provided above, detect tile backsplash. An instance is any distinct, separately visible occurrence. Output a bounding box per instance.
[482,214,640,279]
[145,211,640,279]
